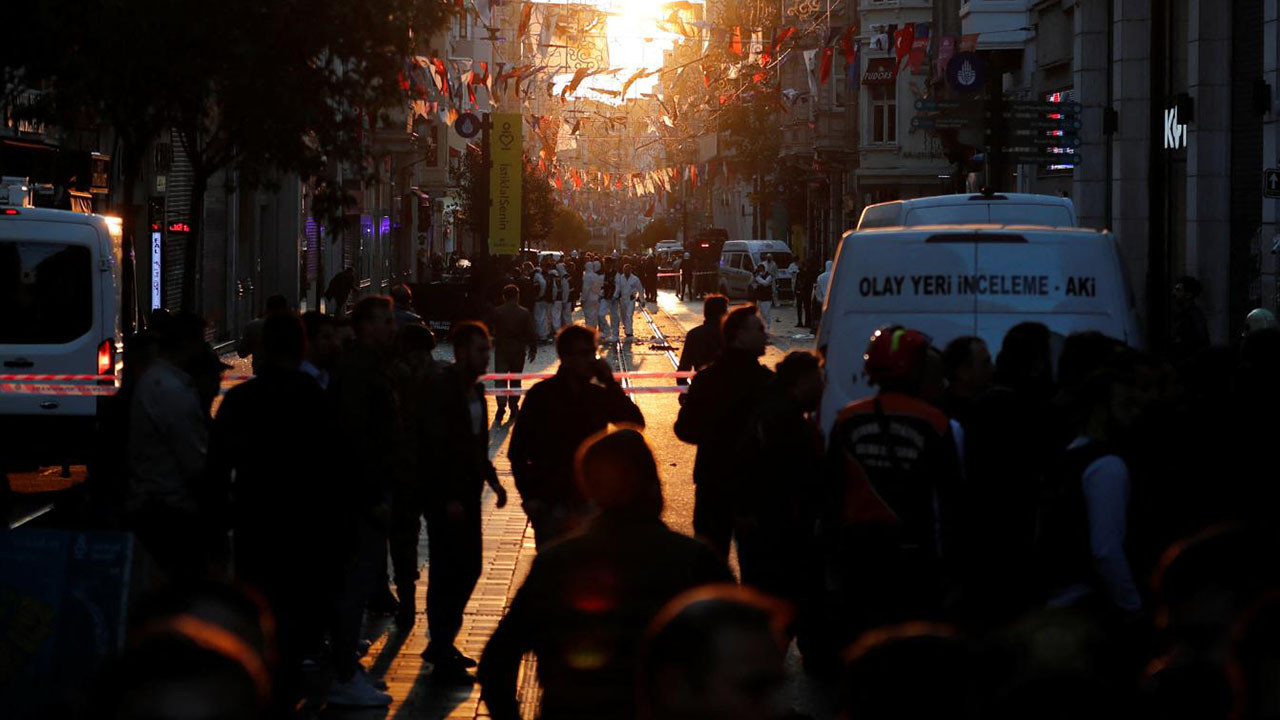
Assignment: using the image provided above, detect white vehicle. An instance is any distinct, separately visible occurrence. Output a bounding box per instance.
[0,201,122,468]
[716,240,795,300]
[856,192,1078,230]
[816,225,1141,435]
[538,250,564,265]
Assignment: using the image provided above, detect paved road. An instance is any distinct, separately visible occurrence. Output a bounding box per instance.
[325,289,830,719]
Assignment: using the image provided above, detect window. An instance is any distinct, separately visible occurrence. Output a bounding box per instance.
[870,85,896,144]
[0,242,93,344]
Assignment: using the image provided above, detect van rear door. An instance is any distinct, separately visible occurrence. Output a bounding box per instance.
[819,233,977,431]
[972,233,1130,348]
[0,220,102,417]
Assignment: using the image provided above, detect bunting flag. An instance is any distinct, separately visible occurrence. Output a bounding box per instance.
[908,23,931,72]
[819,46,835,85]
[621,68,649,98]
[518,1,533,41]
[761,27,797,67]
[803,48,819,98]
[894,24,915,71]
[729,26,744,57]
[429,58,450,97]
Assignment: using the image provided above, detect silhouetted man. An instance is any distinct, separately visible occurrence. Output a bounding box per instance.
[508,325,645,547]
[480,428,732,720]
[486,285,538,423]
[674,306,773,558]
[676,294,728,387]
[418,322,508,682]
[208,312,334,708]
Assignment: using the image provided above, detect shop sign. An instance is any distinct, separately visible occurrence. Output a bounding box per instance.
[862,58,897,86]
[1164,106,1188,149]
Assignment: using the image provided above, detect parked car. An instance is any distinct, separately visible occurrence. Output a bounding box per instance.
[816,224,1140,436]
[0,201,122,469]
[856,192,1078,230]
[716,240,795,300]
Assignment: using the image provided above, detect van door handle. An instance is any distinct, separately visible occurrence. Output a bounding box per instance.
[39,401,59,410]
[4,359,34,369]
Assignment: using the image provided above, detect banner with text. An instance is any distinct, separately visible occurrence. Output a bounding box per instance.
[489,113,523,255]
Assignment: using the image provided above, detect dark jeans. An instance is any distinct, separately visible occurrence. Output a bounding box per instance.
[796,293,810,327]
[128,505,225,585]
[332,515,386,680]
[425,493,482,651]
[692,481,734,560]
[493,347,526,410]
[390,483,422,590]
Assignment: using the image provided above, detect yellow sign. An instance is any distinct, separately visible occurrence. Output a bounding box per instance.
[489,113,523,255]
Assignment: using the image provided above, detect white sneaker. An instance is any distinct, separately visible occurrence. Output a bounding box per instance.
[326,673,393,708]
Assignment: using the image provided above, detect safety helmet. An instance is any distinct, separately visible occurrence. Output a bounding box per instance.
[863,325,932,385]
[1244,308,1279,336]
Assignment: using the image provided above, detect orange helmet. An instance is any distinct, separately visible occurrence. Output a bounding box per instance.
[863,326,932,385]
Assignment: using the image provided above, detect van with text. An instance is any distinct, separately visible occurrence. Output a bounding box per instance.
[816,225,1141,436]
[0,197,122,469]
[856,192,1078,230]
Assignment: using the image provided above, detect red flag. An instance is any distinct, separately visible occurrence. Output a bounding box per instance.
[429,58,450,97]
[729,26,744,57]
[761,27,796,66]
[839,24,858,64]
[894,24,915,71]
[819,47,835,84]
[644,201,655,218]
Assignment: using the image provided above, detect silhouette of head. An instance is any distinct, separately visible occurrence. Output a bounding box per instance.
[575,426,662,518]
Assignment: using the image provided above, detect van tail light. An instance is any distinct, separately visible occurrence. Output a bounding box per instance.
[97,339,115,380]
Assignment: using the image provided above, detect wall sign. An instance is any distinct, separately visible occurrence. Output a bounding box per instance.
[150,231,162,310]
[946,52,985,94]
[1163,106,1188,149]
[862,58,898,86]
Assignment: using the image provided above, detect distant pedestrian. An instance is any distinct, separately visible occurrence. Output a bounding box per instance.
[639,586,791,720]
[418,322,508,682]
[679,253,696,301]
[794,259,814,328]
[763,254,779,306]
[674,305,773,559]
[324,267,357,316]
[616,264,646,340]
[600,258,621,342]
[533,261,555,342]
[676,294,728,387]
[581,260,602,330]
[939,335,994,432]
[509,325,645,547]
[557,261,573,329]
[391,284,425,329]
[236,294,290,375]
[486,285,538,423]
[301,311,341,390]
[518,261,537,311]
[812,260,832,328]
[479,427,733,720]
[1170,275,1210,362]
[750,265,775,333]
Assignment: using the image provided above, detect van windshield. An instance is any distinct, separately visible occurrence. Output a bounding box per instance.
[904,204,1074,227]
[0,242,93,344]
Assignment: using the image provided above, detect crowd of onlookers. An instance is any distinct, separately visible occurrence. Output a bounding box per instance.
[9,261,1280,720]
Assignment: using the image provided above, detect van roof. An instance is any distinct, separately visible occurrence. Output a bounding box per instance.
[0,207,110,224]
[844,224,1107,240]
[867,193,1075,210]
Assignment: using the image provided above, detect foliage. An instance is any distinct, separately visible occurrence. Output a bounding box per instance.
[3,0,454,309]
[626,217,676,250]
[457,148,562,251]
[551,205,591,251]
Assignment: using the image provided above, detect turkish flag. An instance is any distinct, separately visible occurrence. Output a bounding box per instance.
[894,24,915,71]
[730,26,744,57]
[839,24,858,64]
[819,47,835,84]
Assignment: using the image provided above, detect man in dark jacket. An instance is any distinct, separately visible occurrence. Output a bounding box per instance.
[209,312,336,708]
[676,294,728,387]
[508,325,645,547]
[325,296,401,706]
[486,285,538,422]
[417,322,508,682]
[674,305,773,559]
[480,428,733,720]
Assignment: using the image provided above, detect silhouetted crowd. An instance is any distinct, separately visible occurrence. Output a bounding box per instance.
[27,280,1280,720]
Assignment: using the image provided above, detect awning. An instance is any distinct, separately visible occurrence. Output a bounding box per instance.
[862,58,898,86]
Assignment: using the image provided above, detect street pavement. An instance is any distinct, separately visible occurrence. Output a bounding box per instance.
[320,289,830,720]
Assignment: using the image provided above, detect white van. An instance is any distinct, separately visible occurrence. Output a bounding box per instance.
[717,240,795,300]
[857,192,1078,230]
[816,225,1141,435]
[0,205,122,468]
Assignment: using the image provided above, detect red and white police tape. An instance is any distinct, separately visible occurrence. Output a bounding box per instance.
[0,370,695,397]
